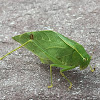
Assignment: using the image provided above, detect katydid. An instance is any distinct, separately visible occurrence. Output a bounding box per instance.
[0,30,95,89]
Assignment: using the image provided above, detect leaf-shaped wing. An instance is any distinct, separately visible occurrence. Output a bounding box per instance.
[12,30,90,66]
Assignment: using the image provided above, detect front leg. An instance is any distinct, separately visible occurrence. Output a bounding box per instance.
[90,65,96,72]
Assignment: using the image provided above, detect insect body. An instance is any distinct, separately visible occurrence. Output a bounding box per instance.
[0,30,95,88]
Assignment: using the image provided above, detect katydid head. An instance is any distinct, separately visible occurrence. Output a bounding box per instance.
[80,55,91,70]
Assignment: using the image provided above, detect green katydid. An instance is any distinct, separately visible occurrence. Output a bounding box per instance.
[0,30,95,89]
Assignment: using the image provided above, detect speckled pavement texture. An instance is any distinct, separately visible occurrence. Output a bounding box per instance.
[0,0,100,100]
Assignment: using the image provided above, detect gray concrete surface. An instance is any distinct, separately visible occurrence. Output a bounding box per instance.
[0,0,100,100]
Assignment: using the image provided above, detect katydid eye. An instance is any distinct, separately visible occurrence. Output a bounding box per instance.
[83,58,86,61]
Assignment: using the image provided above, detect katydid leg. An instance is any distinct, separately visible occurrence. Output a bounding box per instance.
[48,64,76,88]
[0,40,32,60]
[48,64,53,88]
[90,65,96,72]
[60,68,72,89]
